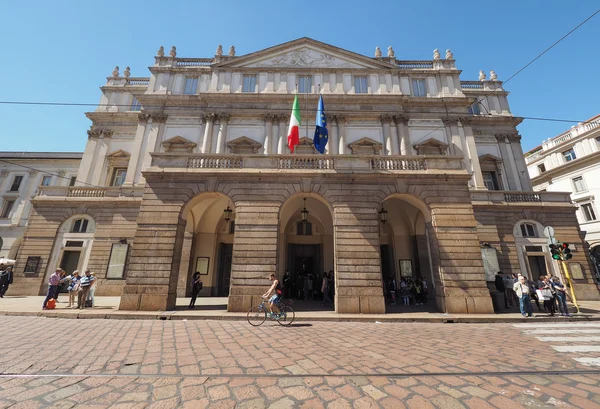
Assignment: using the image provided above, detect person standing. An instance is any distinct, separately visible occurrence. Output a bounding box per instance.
[513,275,533,318]
[43,268,62,310]
[321,272,332,308]
[77,269,94,309]
[189,272,202,309]
[0,264,13,298]
[539,275,556,316]
[552,277,571,317]
[494,272,507,309]
[67,270,81,308]
[86,272,97,307]
[283,270,291,299]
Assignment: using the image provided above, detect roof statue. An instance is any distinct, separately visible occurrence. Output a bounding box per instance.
[124,67,130,78]
[479,70,486,81]
[375,47,382,58]
[216,45,223,56]
[112,66,119,77]
[433,49,441,60]
[157,46,164,57]
[228,46,236,57]
[387,46,395,58]
[445,49,453,59]
[169,46,177,57]
[490,70,498,81]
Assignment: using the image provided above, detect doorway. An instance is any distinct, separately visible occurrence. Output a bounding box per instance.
[527,255,548,281]
[287,244,321,300]
[60,250,81,274]
[216,243,232,297]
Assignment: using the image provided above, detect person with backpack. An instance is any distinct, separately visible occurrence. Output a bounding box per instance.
[43,268,63,310]
[189,272,203,309]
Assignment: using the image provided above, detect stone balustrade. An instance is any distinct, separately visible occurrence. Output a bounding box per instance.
[151,153,465,173]
[397,61,434,69]
[471,190,572,204]
[36,186,145,199]
[460,81,484,90]
[125,78,150,86]
[175,58,213,67]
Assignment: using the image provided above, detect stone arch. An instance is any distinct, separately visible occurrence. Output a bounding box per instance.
[512,218,554,282]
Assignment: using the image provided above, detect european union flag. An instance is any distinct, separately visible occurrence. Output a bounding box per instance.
[313,95,328,154]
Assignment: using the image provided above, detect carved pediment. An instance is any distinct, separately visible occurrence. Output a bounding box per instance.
[413,138,448,155]
[106,149,130,167]
[162,135,197,153]
[479,154,504,173]
[295,137,317,154]
[106,149,130,158]
[478,154,503,163]
[215,38,394,70]
[227,136,262,154]
[348,137,383,155]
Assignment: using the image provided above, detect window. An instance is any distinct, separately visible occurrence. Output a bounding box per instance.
[71,218,89,233]
[596,136,600,148]
[520,223,537,238]
[1,200,15,218]
[41,176,52,186]
[563,148,577,162]
[229,221,235,235]
[537,164,546,173]
[111,169,127,187]
[412,79,427,97]
[468,103,481,115]
[242,75,256,93]
[354,76,368,94]
[298,76,312,94]
[9,176,22,192]
[572,176,587,193]
[296,221,312,235]
[130,96,141,111]
[184,77,198,94]
[69,176,77,186]
[482,171,500,190]
[582,203,597,222]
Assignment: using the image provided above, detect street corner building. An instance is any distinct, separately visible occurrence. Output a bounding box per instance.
[8,38,600,313]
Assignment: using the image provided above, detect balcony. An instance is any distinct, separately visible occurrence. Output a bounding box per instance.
[397,61,434,69]
[35,186,145,200]
[471,190,572,205]
[150,153,465,174]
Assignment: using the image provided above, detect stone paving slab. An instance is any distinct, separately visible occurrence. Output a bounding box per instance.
[1,296,599,323]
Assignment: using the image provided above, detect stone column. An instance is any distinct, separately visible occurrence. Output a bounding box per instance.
[389,119,400,155]
[277,114,287,154]
[123,117,148,186]
[201,113,216,154]
[443,119,461,156]
[18,170,39,228]
[337,115,347,154]
[262,114,274,155]
[134,114,166,185]
[394,115,411,155]
[496,134,522,191]
[462,120,485,189]
[88,129,112,186]
[78,132,99,185]
[215,114,230,154]
[176,231,194,297]
[380,115,393,156]
[329,115,339,155]
[228,201,280,312]
[333,196,385,314]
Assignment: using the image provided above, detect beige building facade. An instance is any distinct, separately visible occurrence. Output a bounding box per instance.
[12,38,599,312]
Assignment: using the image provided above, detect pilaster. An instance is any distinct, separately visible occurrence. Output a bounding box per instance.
[459,119,484,189]
[277,114,287,154]
[380,115,393,156]
[262,114,274,155]
[215,114,230,154]
[123,116,149,186]
[328,115,339,155]
[393,115,411,155]
[496,134,522,191]
[201,113,216,154]
[337,115,347,154]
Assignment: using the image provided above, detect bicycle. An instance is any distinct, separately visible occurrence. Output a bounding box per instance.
[247,297,295,326]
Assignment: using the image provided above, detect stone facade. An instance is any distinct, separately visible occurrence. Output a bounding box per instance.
[12,38,600,311]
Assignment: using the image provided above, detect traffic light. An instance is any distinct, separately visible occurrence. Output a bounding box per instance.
[550,244,562,260]
[562,243,573,260]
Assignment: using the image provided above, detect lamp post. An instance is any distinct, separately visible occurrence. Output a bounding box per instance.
[379,207,388,224]
[223,205,232,223]
[301,198,309,223]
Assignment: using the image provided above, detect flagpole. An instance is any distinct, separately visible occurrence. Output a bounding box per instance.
[305,77,309,154]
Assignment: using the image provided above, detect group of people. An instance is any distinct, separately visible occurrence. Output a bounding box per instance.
[384,276,428,306]
[282,270,334,307]
[0,263,14,297]
[495,271,572,318]
[42,268,97,310]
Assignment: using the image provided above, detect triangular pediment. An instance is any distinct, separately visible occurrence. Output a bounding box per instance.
[227,136,262,154]
[215,38,395,70]
[414,138,448,155]
[479,154,503,163]
[295,137,318,154]
[162,136,197,153]
[348,137,383,155]
[106,149,130,158]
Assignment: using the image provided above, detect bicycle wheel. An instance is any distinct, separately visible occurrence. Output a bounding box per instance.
[276,305,295,326]
[247,305,266,326]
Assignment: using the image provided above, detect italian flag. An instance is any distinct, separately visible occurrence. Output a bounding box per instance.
[287,94,301,153]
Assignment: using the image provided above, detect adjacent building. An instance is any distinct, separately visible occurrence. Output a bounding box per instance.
[526,114,600,278]
[0,152,81,260]
[11,38,599,312]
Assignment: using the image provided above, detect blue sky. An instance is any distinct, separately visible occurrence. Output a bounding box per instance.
[0,1,598,153]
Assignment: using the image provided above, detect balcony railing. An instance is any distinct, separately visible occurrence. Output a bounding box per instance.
[397,61,434,69]
[175,58,213,67]
[151,153,464,173]
[125,78,150,86]
[460,81,484,90]
[36,186,145,199]
[471,190,572,204]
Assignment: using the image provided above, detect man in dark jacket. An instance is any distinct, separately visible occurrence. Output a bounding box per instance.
[0,264,13,297]
[495,271,508,308]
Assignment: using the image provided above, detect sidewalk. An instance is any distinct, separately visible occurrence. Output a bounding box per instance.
[2,295,600,323]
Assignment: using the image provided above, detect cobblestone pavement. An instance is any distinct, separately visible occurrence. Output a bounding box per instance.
[0,317,599,408]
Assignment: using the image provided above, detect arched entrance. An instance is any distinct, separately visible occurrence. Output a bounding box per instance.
[379,194,436,312]
[279,194,334,310]
[177,192,235,298]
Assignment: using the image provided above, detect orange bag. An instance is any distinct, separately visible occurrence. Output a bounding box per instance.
[46,299,56,310]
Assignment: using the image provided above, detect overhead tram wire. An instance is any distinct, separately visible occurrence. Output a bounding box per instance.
[0,158,107,189]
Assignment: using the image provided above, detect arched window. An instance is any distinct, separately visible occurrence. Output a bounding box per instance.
[297,221,312,235]
[71,218,90,233]
[520,223,537,238]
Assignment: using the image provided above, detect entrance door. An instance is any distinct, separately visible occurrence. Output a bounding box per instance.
[287,244,321,300]
[527,255,548,281]
[380,245,393,280]
[217,243,233,297]
[60,250,81,274]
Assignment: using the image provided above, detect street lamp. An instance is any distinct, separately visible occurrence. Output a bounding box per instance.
[379,206,388,224]
[301,198,309,223]
[223,205,232,222]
